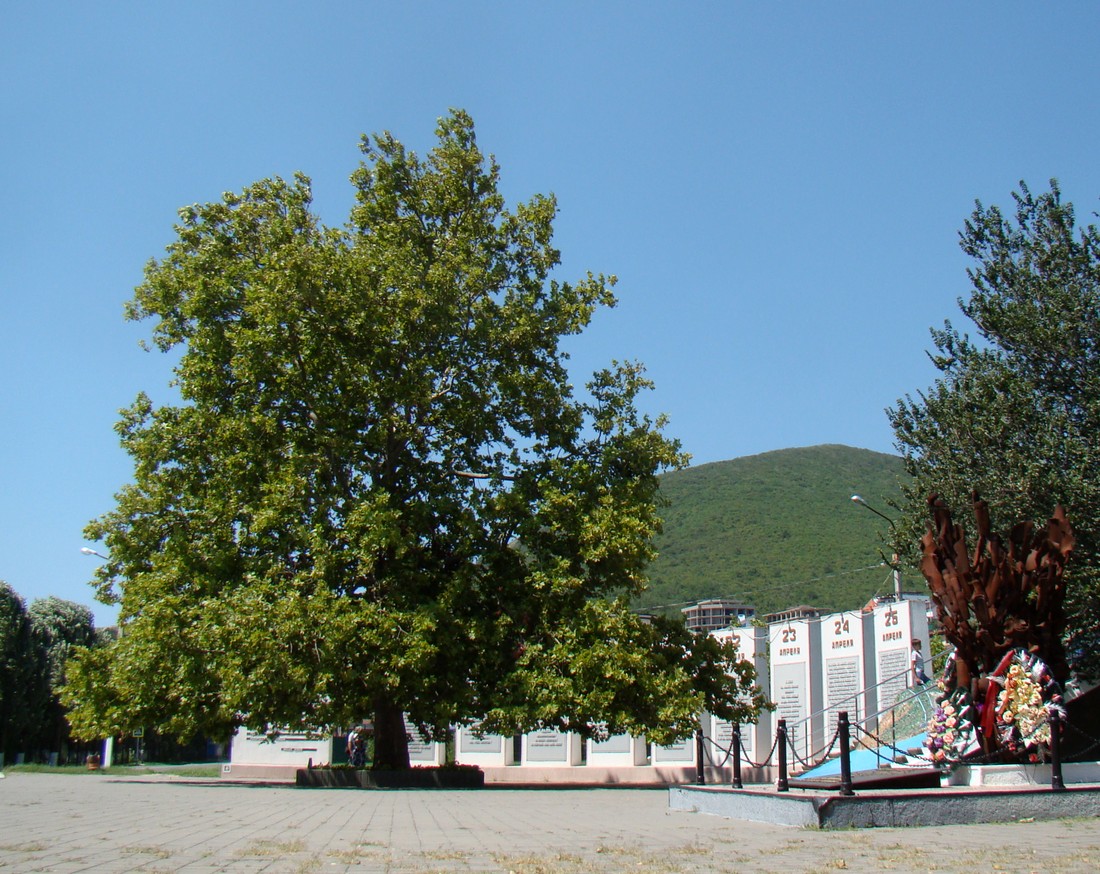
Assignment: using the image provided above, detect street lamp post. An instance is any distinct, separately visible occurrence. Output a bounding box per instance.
[850,495,901,602]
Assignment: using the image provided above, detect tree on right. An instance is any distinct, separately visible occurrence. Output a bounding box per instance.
[889,180,1100,678]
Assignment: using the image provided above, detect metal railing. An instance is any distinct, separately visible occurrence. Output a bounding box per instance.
[694,647,1094,794]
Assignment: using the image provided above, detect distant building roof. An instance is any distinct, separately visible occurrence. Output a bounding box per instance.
[681,599,756,633]
[763,604,822,624]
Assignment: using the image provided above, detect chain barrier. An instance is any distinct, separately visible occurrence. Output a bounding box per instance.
[700,730,773,770]
[784,723,842,771]
[1063,720,1100,761]
[699,720,844,773]
[695,726,780,771]
[696,693,1100,785]
[700,734,732,768]
[741,732,780,770]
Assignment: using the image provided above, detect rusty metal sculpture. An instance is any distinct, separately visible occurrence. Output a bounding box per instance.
[919,492,1074,759]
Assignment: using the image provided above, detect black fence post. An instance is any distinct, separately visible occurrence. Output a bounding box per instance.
[732,726,743,789]
[838,711,854,796]
[695,729,705,785]
[777,719,789,792]
[1049,708,1065,792]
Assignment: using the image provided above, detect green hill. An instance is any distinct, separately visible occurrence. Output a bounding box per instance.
[639,445,910,617]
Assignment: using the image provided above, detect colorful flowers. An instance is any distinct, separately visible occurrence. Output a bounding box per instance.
[993,651,1061,757]
[925,649,1064,765]
[924,687,976,765]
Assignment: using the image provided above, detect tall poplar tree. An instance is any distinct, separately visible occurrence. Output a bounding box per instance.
[889,180,1100,676]
[28,598,96,755]
[0,582,35,763]
[64,111,765,767]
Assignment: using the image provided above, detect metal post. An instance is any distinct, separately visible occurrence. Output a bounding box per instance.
[695,729,705,785]
[838,711,855,796]
[1049,708,1065,792]
[732,726,743,789]
[777,719,789,791]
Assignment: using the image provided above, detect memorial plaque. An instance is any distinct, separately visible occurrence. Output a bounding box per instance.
[587,732,648,766]
[821,609,871,731]
[404,716,444,765]
[711,717,734,747]
[230,727,332,766]
[522,728,581,765]
[772,661,809,748]
[590,734,631,754]
[652,736,695,764]
[872,600,929,709]
[525,728,567,762]
[458,728,502,754]
[708,715,751,760]
[768,618,823,759]
[454,722,515,766]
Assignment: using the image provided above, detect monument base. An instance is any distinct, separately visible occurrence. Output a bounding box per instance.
[946,761,1100,786]
[295,766,484,789]
[671,781,1100,829]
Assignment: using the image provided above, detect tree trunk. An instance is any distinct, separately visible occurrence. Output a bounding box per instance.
[371,697,410,771]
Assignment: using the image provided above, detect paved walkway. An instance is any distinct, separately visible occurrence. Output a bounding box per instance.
[2,772,1100,872]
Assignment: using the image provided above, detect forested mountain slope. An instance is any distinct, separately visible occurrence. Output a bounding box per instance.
[641,445,910,617]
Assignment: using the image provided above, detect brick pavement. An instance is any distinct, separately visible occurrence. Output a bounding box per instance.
[2,772,1100,872]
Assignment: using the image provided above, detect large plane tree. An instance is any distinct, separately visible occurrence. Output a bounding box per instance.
[64,111,765,767]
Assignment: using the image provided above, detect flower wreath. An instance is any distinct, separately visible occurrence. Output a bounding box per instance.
[986,648,1064,759]
[924,685,977,765]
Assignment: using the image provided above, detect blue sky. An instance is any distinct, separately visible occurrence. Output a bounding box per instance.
[3,2,1099,625]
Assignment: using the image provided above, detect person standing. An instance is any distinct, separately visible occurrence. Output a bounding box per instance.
[911,638,930,686]
[347,727,366,768]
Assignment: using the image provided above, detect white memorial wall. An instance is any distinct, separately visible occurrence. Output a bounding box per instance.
[521,728,583,766]
[229,598,931,776]
[821,609,873,729]
[405,716,446,766]
[710,625,771,759]
[767,617,824,760]
[587,733,649,767]
[230,728,333,767]
[651,735,696,765]
[454,724,515,767]
[871,599,929,716]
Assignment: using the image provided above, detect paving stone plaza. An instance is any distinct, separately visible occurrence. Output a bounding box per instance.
[3,772,1100,873]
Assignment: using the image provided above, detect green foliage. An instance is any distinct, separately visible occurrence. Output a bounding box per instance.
[28,598,96,691]
[479,601,768,745]
[1,582,36,761]
[643,445,908,615]
[66,111,764,764]
[0,585,96,762]
[27,597,96,755]
[888,180,1100,675]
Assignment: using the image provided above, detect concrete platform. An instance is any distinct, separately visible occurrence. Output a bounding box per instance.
[788,766,943,791]
[670,781,1100,829]
[220,761,771,786]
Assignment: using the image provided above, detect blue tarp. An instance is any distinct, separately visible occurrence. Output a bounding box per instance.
[796,732,929,777]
